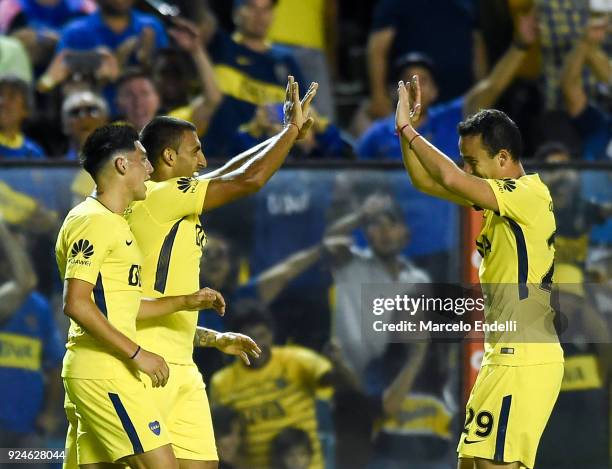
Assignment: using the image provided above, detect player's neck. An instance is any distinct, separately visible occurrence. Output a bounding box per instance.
[505,162,526,179]
[92,186,132,215]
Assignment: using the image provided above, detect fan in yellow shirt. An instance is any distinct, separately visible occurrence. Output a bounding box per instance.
[396,78,563,469]
[56,124,225,469]
[123,76,317,468]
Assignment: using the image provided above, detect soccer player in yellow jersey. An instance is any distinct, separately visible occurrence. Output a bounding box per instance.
[56,124,226,469]
[125,76,316,469]
[395,78,564,469]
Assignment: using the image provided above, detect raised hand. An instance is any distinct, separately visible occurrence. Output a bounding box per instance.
[516,8,538,46]
[133,348,170,387]
[283,76,319,140]
[184,287,226,315]
[583,15,608,46]
[214,332,262,365]
[395,75,422,133]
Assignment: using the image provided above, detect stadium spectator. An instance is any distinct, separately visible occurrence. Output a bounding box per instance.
[357,8,538,159]
[38,0,168,95]
[0,220,64,448]
[365,342,457,469]
[0,35,33,83]
[270,427,314,469]
[210,303,352,469]
[186,0,305,158]
[61,89,109,160]
[267,0,338,121]
[229,102,354,159]
[324,193,430,378]
[366,0,485,120]
[116,20,220,133]
[211,405,244,469]
[560,15,611,161]
[0,76,45,158]
[0,0,96,68]
[536,0,612,110]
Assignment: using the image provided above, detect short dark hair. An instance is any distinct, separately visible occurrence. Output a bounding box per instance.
[458,109,523,161]
[80,124,139,179]
[139,116,196,167]
[533,141,572,161]
[0,75,32,110]
[270,428,312,467]
[116,68,155,93]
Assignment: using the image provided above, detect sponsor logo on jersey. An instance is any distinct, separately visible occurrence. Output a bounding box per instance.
[68,239,94,266]
[177,177,198,194]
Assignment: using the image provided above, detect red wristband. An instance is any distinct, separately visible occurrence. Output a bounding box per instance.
[408,133,422,149]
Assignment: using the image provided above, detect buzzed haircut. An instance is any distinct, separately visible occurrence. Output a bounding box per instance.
[80,124,139,179]
[458,109,523,161]
[139,116,196,167]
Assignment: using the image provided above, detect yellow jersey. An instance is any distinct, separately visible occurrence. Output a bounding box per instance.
[55,197,143,379]
[477,174,563,366]
[210,346,331,469]
[126,177,209,364]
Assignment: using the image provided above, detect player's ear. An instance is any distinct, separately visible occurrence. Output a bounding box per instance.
[114,156,127,175]
[497,150,511,168]
[162,147,176,166]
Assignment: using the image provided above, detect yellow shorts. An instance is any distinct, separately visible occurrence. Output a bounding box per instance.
[457,363,563,469]
[146,363,218,461]
[63,372,171,466]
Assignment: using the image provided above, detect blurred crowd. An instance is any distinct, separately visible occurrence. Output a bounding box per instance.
[0,0,608,162]
[0,1,611,469]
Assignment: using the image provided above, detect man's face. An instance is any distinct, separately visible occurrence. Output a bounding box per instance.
[234,0,275,40]
[365,214,409,259]
[459,134,502,179]
[117,78,160,131]
[97,0,133,16]
[64,101,109,148]
[0,85,27,131]
[122,140,153,201]
[174,130,207,178]
[400,65,438,113]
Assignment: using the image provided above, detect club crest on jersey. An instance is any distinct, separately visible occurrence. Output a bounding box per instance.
[149,421,161,436]
[495,178,516,193]
[177,177,198,194]
[68,239,94,266]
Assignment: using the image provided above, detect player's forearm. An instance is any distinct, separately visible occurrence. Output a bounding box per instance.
[194,327,219,348]
[401,127,462,189]
[199,138,276,179]
[400,132,440,193]
[137,295,191,320]
[464,44,527,116]
[256,245,323,304]
[217,125,299,190]
[64,299,139,359]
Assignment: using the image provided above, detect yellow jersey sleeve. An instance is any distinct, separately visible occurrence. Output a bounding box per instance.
[62,214,117,285]
[142,177,210,223]
[485,177,538,225]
